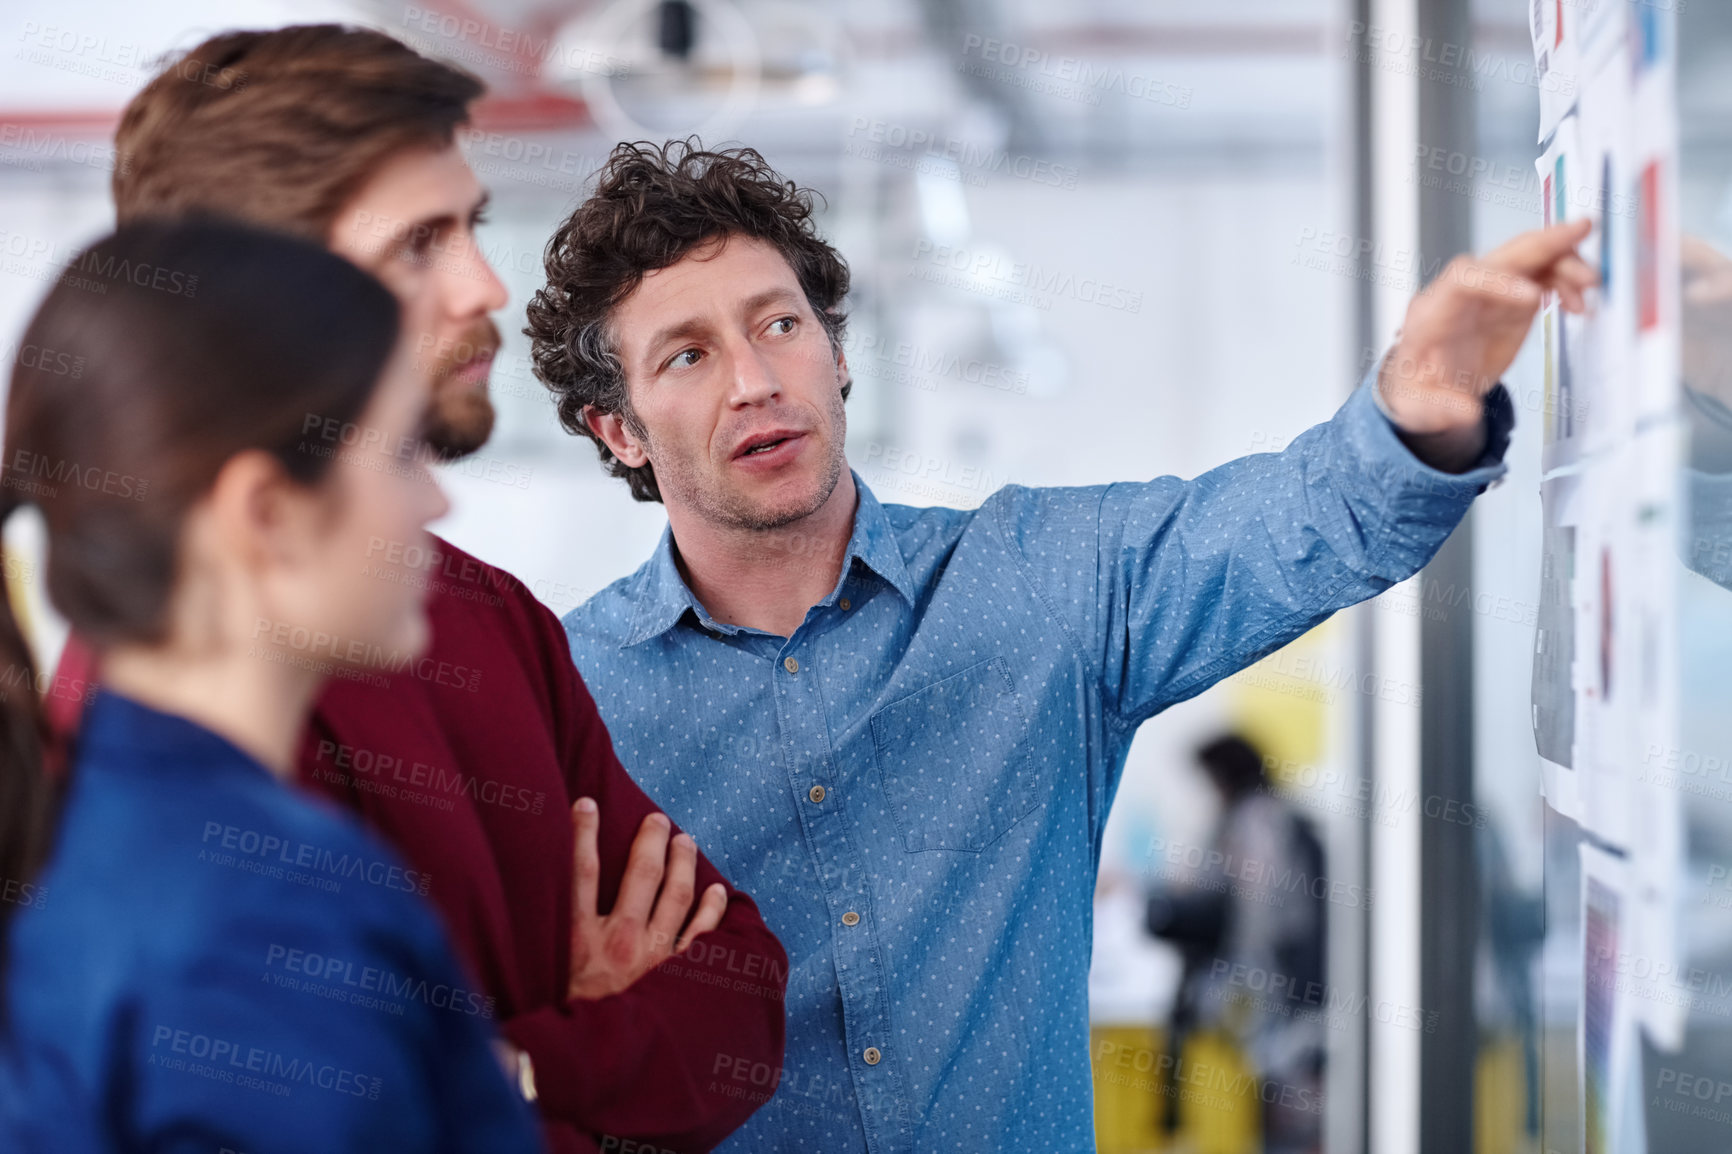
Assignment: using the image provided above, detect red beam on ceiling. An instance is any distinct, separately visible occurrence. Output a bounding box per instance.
[471,90,593,132]
[0,91,591,144]
[0,110,120,137]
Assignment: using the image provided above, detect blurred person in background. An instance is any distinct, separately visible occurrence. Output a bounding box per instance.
[48,26,786,1153]
[1144,734,1326,1154]
[0,219,540,1152]
[539,139,1595,1151]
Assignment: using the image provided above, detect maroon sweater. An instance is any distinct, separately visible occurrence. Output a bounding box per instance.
[50,536,787,1153]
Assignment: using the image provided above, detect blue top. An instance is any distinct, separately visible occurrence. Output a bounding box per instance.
[0,690,542,1153]
[563,380,1514,1153]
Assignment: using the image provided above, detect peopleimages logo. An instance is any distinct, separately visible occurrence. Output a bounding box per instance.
[4,340,84,378]
[199,821,431,897]
[842,331,1030,395]
[909,239,1143,313]
[250,617,482,693]
[148,1024,380,1099]
[959,34,1193,108]
[1144,834,1372,910]
[263,943,496,1018]
[62,246,199,296]
[0,123,123,174]
[1093,1038,1325,1115]
[1210,961,1439,1033]
[846,117,1081,190]
[0,875,46,909]
[311,738,546,816]
[3,448,148,501]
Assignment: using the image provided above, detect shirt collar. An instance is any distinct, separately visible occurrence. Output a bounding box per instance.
[77,688,273,779]
[622,470,914,648]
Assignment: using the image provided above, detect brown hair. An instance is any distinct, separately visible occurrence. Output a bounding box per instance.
[525,139,852,503]
[0,219,399,989]
[113,24,484,239]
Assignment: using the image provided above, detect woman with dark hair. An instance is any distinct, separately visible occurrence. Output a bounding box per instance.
[0,220,541,1152]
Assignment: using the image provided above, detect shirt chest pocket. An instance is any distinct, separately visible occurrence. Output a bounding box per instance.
[869,657,1042,853]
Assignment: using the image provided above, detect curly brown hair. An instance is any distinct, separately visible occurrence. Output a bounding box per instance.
[525,139,851,503]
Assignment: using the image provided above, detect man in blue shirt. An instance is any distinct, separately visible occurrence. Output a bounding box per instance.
[532,140,1595,1151]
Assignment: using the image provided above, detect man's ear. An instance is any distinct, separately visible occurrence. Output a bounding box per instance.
[585,405,650,468]
[834,343,851,396]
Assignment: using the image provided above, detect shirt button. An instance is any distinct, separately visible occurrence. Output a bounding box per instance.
[839,598,851,610]
[863,1047,881,1065]
[783,656,800,674]
[842,911,860,926]
[808,784,826,804]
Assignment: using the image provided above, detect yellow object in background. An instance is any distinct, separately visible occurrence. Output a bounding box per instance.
[1476,1033,1535,1154]
[1092,1024,1167,1153]
[1224,621,1333,781]
[1092,1025,1261,1154]
[1174,1030,1260,1154]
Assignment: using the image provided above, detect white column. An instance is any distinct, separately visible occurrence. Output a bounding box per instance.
[1367,2,1423,1153]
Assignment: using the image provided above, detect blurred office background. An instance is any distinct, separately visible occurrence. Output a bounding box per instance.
[3,1,1729,1152]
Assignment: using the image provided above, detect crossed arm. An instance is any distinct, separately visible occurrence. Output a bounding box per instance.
[565,797,728,1001]
[508,629,787,1153]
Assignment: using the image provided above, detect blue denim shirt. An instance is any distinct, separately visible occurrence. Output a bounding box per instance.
[563,381,1513,1153]
[0,691,541,1153]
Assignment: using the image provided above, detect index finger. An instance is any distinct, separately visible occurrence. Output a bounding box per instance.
[571,798,600,921]
[1483,218,1593,279]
